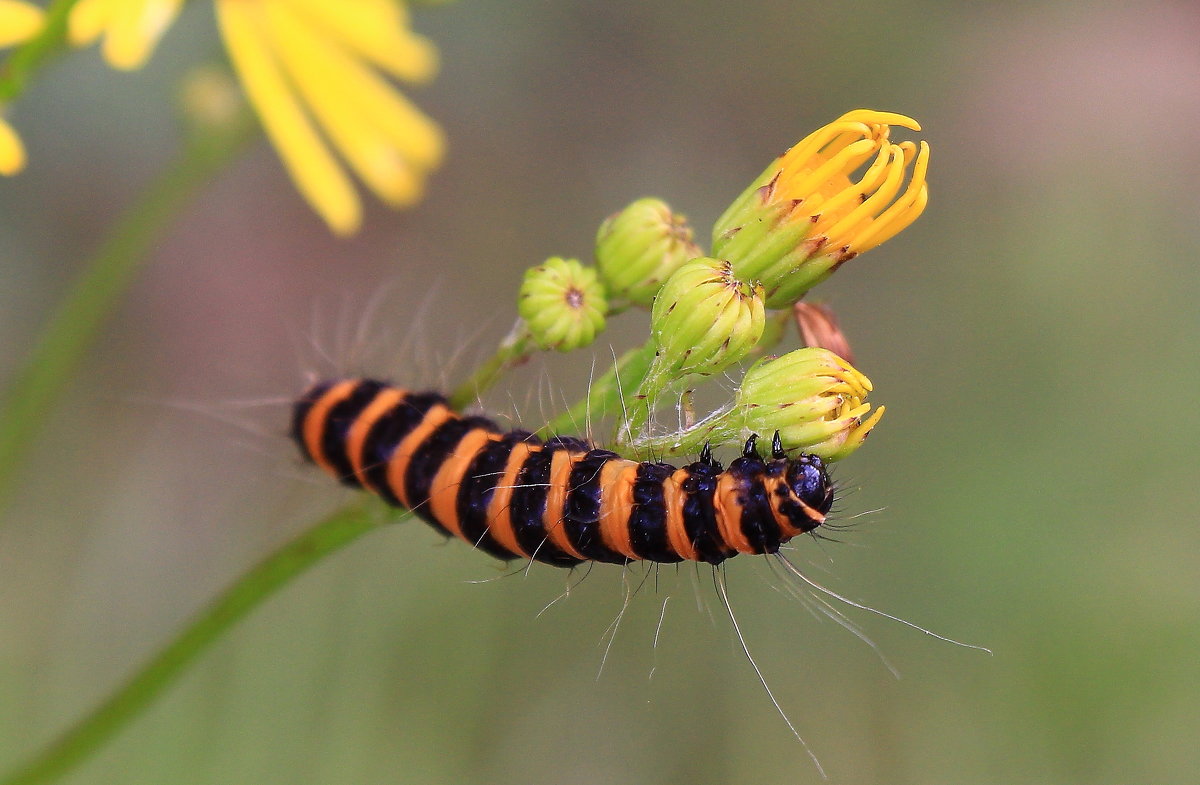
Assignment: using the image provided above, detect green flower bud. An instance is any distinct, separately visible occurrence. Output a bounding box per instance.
[712,110,929,308]
[650,258,765,379]
[518,257,608,352]
[734,347,884,460]
[595,198,702,307]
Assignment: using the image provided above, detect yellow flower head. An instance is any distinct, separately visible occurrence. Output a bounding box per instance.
[713,109,929,308]
[68,0,446,235]
[734,347,884,461]
[0,0,46,176]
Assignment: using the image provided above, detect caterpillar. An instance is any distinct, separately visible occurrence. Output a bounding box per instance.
[291,378,835,567]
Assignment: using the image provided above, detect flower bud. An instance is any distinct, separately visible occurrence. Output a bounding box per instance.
[734,347,884,460]
[713,109,929,308]
[595,198,702,307]
[180,66,245,133]
[650,258,765,379]
[518,257,608,352]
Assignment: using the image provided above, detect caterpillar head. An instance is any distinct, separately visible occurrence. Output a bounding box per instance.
[781,453,834,533]
[740,432,835,535]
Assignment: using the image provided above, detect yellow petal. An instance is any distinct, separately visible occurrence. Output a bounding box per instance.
[271,3,445,170]
[826,144,909,246]
[0,114,27,175]
[0,0,45,47]
[265,0,444,170]
[216,0,361,234]
[101,0,182,70]
[837,109,921,132]
[69,0,116,46]
[855,141,930,251]
[263,1,424,206]
[288,0,438,83]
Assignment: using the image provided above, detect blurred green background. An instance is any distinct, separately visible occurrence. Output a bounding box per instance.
[2,1,1199,783]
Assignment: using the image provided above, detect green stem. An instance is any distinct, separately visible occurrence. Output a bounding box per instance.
[537,340,657,439]
[0,503,392,785]
[0,0,79,102]
[0,110,254,512]
[448,322,533,410]
[624,406,738,460]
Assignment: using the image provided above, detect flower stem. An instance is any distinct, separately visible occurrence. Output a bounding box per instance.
[537,340,657,439]
[0,105,254,513]
[0,0,79,102]
[624,406,738,460]
[0,502,392,785]
[447,321,533,410]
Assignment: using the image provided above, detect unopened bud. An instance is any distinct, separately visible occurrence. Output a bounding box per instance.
[713,109,929,308]
[595,198,702,307]
[734,347,883,460]
[518,257,608,352]
[650,258,765,379]
[180,66,245,132]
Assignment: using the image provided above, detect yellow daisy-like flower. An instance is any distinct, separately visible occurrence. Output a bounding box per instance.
[0,0,45,176]
[69,0,445,235]
[713,110,929,307]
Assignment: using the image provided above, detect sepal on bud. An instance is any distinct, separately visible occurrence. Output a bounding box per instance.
[595,197,702,307]
[518,257,608,352]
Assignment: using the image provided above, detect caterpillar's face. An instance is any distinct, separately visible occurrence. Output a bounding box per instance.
[783,455,834,533]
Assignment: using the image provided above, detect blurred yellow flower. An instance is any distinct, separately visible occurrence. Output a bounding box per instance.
[69,0,445,234]
[0,0,45,175]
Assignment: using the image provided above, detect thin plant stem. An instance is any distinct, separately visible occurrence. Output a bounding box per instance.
[0,0,79,102]
[0,109,254,512]
[537,340,657,439]
[0,502,395,785]
[623,405,738,460]
[448,321,533,410]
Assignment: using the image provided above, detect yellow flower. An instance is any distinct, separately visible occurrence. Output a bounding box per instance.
[69,0,445,235]
[734,347,884,461]
[0,0,45,176]
[713,109,929,307]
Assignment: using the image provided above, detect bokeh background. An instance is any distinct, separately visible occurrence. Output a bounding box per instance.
[2,1,1199,783]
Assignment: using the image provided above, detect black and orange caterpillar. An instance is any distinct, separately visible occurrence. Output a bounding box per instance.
[292,379,835,567]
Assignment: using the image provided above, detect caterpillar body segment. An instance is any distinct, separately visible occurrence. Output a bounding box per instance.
[292,379,835,567]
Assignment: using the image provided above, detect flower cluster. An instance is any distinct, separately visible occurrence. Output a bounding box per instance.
[714,109,929,307]
[510,109,927,461]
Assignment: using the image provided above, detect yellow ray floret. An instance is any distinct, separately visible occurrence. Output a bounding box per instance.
[216,0,360,234]
[0,0,43,47]
[69,0,183,70]
[65,0,446,234]
[0,0,45,175]
[0,115,27,175]
[215,0,446,234]
[772,110,929,257]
